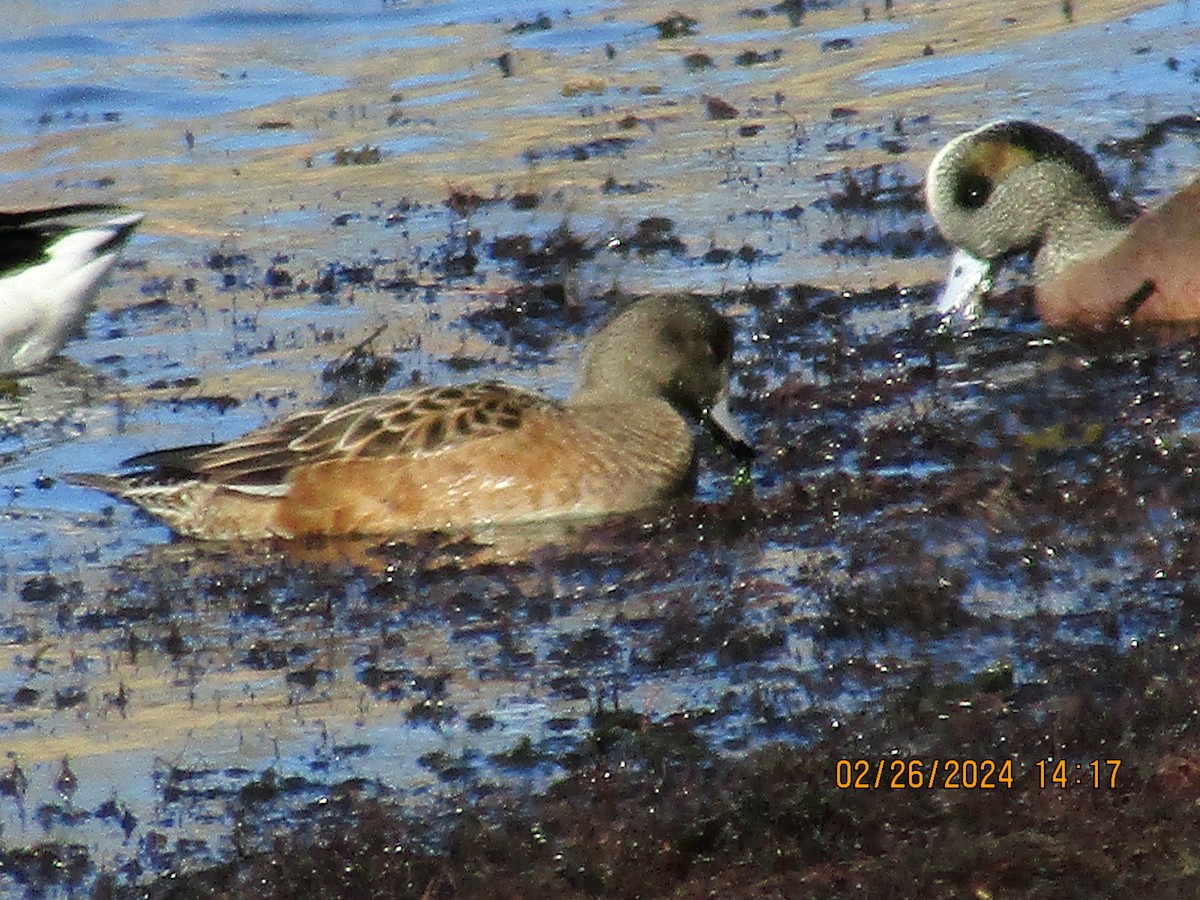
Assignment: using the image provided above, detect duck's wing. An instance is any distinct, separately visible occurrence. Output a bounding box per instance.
[123,382,559,492]
[0,204,130,273]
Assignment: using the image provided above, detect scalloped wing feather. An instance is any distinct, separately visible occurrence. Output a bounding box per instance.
[168,382,558,489]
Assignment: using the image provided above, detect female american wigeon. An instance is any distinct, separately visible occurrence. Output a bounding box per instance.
[1,204,142,374]
[925,119,1200,329]
[77,295,751,540]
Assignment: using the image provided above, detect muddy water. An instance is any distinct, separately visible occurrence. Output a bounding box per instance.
[1,0,1199,892]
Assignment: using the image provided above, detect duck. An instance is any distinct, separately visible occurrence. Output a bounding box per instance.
[0,204,143,374]
[925,119,1200,329]
[74,294,752,540]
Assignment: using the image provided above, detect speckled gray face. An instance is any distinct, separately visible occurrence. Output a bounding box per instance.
[925,120,1121,325]
[926,121,1051,261]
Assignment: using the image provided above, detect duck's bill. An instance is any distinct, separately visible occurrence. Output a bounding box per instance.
[707,393,755,460]
[935,248,992,320]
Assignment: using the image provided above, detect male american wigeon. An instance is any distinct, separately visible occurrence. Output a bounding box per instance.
[76,295,752,540]
[925,119,1200,329]
[0,204,143,374]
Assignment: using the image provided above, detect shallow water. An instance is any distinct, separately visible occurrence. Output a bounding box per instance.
[1,0,1199,893]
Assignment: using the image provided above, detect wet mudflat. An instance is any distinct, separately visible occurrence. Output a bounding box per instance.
[2,0,1200,896]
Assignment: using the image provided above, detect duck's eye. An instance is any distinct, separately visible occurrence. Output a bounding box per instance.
[954,171,994,210]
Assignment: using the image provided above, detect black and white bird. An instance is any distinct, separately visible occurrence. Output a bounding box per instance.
[0,204,142,375]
